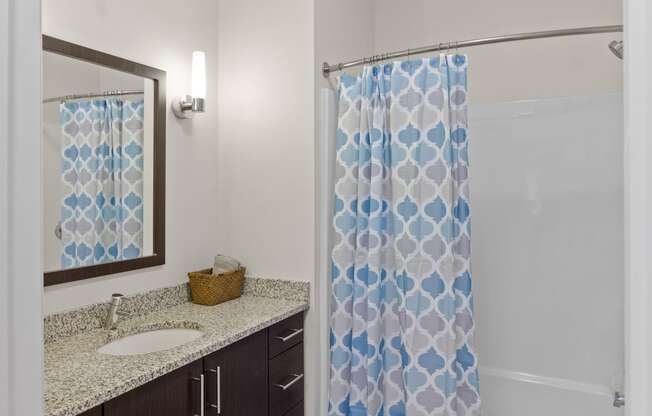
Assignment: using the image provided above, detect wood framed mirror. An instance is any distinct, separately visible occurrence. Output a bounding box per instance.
[42,35,166,286]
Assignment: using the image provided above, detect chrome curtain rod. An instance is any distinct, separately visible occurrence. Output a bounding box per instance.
[322,25,623,77]
[42,89,144,104]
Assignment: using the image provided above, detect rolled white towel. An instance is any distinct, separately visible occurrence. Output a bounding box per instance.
[213,254,241,275]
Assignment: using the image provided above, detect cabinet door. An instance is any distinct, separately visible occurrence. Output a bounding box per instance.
[284,402,304,416]
[104,359,203,416]
[203,330,268,416]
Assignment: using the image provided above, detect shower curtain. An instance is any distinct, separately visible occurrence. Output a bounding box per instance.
[59,98,145,269]
[329,55,480,416]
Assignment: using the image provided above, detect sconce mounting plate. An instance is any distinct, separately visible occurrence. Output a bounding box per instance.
[173,95,196,119]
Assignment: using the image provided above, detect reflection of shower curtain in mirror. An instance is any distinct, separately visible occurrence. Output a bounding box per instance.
[59,99,145,269]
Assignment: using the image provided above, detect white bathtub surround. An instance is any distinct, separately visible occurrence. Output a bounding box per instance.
[471,93,623,415]
[480,368,621,416]
[479,366,614,399]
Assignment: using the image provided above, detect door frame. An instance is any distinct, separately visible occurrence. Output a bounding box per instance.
[0,0,43,415]
[316,88,336,416]
[624,0,652,414]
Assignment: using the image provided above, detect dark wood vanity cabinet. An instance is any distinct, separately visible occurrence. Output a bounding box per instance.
[104,359,203,416]
[203,330,268,415]
[96,312,304,416]
[78,407,102,416]
[268,313,305,416]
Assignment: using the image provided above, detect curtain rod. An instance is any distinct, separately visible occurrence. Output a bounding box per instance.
[322,25,623,77]
[42,89,144,104]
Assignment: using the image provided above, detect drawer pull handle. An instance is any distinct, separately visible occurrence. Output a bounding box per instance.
[274,373,304,391]
[191,374,205,416]
[207,367,221,414]
[274,328,304,342]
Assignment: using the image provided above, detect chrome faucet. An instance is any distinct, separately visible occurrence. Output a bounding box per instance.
[104,293,125,330]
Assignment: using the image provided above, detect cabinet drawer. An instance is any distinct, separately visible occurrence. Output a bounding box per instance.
[268,313,304,358]
[269,344,304,416]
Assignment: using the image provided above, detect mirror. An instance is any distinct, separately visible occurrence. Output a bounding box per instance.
[42,35,166,286]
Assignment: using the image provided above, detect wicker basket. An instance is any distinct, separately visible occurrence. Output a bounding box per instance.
[188,267,246,306]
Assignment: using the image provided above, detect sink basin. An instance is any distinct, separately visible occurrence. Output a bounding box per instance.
[97,328,204,356]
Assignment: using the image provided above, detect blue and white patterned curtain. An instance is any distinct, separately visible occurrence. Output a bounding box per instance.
[329,55,480,416]
[59,99,145,269]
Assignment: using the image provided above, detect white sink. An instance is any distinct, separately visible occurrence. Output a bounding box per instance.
[97,328,204,356]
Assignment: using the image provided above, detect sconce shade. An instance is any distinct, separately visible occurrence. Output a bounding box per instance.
[191,51,206,99]
[173,50,207,119]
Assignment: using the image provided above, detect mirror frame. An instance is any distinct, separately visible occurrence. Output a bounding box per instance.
[43,35,166,286]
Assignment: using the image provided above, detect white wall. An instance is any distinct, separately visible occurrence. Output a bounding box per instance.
[42,0,221,314]
[315,0,375,90]
[373,0,622,104]
[215,0,317,413]
[0,0,43,414]
[215,0,315,281]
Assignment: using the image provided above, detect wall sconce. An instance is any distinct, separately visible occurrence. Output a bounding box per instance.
[173,51,206,119]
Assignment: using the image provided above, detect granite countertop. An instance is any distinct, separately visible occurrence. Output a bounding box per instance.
[44,284,309,416]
